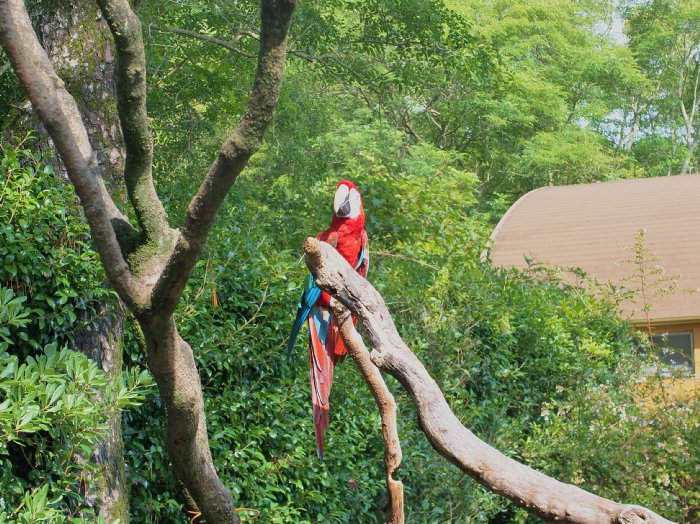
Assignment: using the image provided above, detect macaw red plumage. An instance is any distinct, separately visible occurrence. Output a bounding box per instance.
[287,180,369,459]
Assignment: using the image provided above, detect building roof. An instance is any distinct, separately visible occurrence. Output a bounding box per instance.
[488,174,700,324]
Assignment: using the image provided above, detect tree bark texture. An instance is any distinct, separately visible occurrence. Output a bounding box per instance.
[0,0,296,521]
[333,305,404,524]
[7,1,130,520]
[13,0,125,183]
[138,314,239,522]
[304,237,676,524]
[74,303,128,522]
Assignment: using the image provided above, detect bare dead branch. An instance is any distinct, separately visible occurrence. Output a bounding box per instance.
[304,237,676,524]
[96,0,170,241]
[151,0,297,317]
[334,304,404,524]
[0,0,141,306]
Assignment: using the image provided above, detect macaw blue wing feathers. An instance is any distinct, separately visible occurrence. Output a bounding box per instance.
[287,274,321,358]
[356,245,367,270]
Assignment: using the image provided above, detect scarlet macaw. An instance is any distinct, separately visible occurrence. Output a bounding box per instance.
[287,180,369,459]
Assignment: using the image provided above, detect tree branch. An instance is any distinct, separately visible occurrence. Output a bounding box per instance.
[96,0,170,242]
[152,24,343,68]
[151,0,297,317]
[304,237,676,524]
[333,304,404,524]
[151,23,384,99]
[140,316,240,523]
[154,26,258,58]
[0,0,141,306]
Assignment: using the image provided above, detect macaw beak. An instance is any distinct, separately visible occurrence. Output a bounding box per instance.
[335,193,351,217]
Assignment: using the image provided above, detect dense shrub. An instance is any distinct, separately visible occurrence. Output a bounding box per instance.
[0,137,111,355]
[0,139,151,522]
[0,344,149,523]
[523,364,700,523]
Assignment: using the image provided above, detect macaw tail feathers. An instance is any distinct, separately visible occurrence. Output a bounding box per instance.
[313,401,329,461]
[309,309,335,459]
[327,318,348,363]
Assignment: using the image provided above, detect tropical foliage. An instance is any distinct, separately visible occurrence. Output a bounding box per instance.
[0,141,152,522]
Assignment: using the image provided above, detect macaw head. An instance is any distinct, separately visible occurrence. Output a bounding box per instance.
[333,180,363,219]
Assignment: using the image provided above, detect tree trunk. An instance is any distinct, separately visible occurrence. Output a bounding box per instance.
[139,313,240,523]
[21,1,129,520]
[74,304,128,522]
[680,134,697,175]
[624,100,641,152]
[15,1,123,182]
[617,108,628,150]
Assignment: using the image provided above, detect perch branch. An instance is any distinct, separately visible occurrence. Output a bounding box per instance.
[333,303,404,524]
[304,237,675,524]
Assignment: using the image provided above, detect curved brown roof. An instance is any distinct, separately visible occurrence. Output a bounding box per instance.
[489,174,700,323]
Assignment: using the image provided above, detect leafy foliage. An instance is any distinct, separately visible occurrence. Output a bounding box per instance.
[524,364,700,523]
[0,137,112,356]
[0,139,152,522]
[0,343,151,523]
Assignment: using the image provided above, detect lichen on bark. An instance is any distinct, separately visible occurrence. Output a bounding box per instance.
[23,0,126,186]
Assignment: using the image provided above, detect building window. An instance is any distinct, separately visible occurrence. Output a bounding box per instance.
[651,331,695,375]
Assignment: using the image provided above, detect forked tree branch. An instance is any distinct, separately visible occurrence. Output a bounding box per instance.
[334,305,404,524]
[304,238,676,524]
[0,0,141,306]
[96,0,170,241]
[151,0,297,317]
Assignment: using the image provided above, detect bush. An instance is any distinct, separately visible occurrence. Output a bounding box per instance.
[0,342,151,522]
[523,362,700,522]
[0,136,111,356]
[0,138,151,522]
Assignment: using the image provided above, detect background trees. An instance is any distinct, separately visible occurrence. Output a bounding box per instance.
[0,0,698,522]
[624,0,700,176]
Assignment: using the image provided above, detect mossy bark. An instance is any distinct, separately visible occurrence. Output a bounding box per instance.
[75,303,129,522]
[17,1,130,521]
[23,0,125,185]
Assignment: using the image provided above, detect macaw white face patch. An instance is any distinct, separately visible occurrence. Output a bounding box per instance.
[333,185,362,218]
